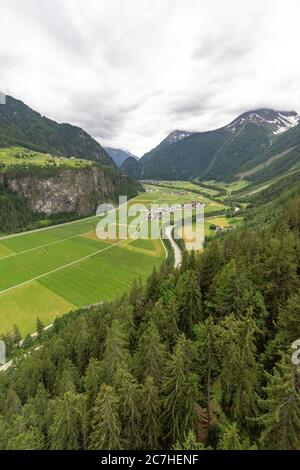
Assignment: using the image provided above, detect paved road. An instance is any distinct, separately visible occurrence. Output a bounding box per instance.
[165,225,182,268]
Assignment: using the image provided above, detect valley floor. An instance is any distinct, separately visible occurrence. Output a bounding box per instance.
[0,181,242,337]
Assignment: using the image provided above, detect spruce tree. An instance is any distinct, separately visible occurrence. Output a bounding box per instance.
[162,334,199,444]
[55,359,80,396]
[218,423,243,450]
[257,354,300,450]
[211,259,251,318]
[145,267,161,304]
[174,431,208,450]
[175,270,203,337]
[36,317,44,336]
[83,358,103,404]
[12,324,22,345]
[194,316,218,427]
[277,290,300,345]
[152,298,179,350]
[113,366,142,449]
[90,384,122,450]
[198,239,224,297]
[217,314,259,425]
[262,230,298,321]
[49,391,88,450]
[134,321,167,386]
[99,319,130,384]
[141,376,161,449]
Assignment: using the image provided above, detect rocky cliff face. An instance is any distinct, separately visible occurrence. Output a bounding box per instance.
[0,165,139,216]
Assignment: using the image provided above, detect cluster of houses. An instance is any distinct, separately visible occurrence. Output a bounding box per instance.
[209,224,232,233]
[145,202,205,221]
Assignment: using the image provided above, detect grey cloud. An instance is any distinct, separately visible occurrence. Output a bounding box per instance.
[193,37,251,63]
[0,0,299,155]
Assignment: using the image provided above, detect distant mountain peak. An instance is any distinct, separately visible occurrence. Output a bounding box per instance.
[161,130,194,146]
[105,147,138,167]
[226,108,300,135]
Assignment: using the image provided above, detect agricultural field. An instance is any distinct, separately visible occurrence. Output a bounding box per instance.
[0,146,91,171]
[202,179,251,193]
[0,202,165,336]
[143,183,227,212]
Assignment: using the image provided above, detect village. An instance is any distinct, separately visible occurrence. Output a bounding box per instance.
[145,201,205,221]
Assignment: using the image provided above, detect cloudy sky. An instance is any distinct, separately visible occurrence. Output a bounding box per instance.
[0,0,299,155]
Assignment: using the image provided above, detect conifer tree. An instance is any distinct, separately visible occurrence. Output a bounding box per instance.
[83,358,103,404]
[277,290,300,345]
[151,298,179,350]
[12,324,22,345]
[36,317,44,336]
[129,278,146,327]
[6,426,44,450]
[26,383,50,438]
[218,314,259,425]
[257,354,300,450]
[211,259,251,318]
[113,366,142,449]
[145,267,161,304]
[174,431,208,450]
[49,391,88,450]
[262,231,298,320]
[141,376,161,449]
[99,319,130,384]
[218,423,243,450]
[162,334,199,443]
[134,321,167,386]
[55,359,81,396]
[90,384,122,450]
[175,270,203,337]
[194,316,219,427]
[198,239,224,297]
[4,388,22,420]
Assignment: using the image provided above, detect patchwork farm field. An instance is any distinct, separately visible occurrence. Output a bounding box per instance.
[0,181,241,336]
[0,200,165,335]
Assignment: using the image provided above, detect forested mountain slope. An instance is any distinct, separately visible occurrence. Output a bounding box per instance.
[127,109,300,182]
[0,96,113,165]
[0,186,299,450]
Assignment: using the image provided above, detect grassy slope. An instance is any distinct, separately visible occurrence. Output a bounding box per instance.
[0,146,91,170]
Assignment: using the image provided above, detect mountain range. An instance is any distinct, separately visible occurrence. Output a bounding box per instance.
[1,96,300,188]
[121,108,300,183]
[104,147,138,167]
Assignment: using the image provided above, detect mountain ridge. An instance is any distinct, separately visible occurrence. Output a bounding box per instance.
[0,96,113,165]
[120,108,300,182]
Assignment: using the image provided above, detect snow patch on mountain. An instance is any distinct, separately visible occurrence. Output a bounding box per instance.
[161,130,194,147]
[273,113,300,134]
[226,109,300,135]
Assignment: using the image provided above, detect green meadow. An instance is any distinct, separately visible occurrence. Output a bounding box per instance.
[0,202,165,335]
[0,146,91,171]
